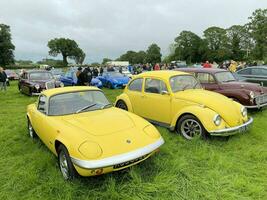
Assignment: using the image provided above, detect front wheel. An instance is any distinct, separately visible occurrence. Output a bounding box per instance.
[176,114,208,140]
[107,82,113,89]
[116,100,128,111]
[57,145,77,180]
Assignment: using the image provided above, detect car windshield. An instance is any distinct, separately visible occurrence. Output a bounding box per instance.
[29,72,53,81]
[215,71,236,82]
[48,90,111,116]
[170,75,202,92]
[109,72,124,77]
[51,69,63,75]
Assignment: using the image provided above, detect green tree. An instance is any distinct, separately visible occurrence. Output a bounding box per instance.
[173,31,204,63]
[146,43,161,64]
[248,9,267,60]
[0,24,15,66]
[47,38,84,66]
[70,48,86,65]
[102,58,112,64]
[117,50,137,64]
[203,26,230,62]
[132,51,147,64]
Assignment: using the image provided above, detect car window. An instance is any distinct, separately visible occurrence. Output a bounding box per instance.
[38,95,47,114]
[128,78,143,92]
[197,73,215,84]
[145,78,167,94]
[170,75,201,92]
[251,68,267,76]
[238,68,251,75]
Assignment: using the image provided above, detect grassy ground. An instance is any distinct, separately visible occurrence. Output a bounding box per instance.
[0,81,266,200]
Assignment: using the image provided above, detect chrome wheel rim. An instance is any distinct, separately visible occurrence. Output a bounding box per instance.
[181,119,202,139]
[59,152,69,180]
[28,122,34,138]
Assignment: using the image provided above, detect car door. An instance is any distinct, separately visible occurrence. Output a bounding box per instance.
[20,73,31,95]
[196,72,219,91]
[237,68,252,80]
[140,78,171,125]
[250,68,267,86]
[126,78,144,115]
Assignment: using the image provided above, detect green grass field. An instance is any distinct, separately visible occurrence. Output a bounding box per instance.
[0,81,267,200]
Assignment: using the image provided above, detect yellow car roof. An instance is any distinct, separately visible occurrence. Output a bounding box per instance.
[135,70,189,81]
[42,86,101,97]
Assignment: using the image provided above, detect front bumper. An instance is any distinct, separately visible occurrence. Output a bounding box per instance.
[245,103,267,109]
[209,117,253,136]
[71,137,164,169]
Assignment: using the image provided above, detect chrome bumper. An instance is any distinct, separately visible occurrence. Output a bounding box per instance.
[71,137,164,169]
[209,117,253,136]
[32,92,41,96]
[245,103,267,109]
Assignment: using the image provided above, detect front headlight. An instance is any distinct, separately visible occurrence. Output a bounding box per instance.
[78,141,102,159]
[60,82,64,87]
[249,91,255,99]
[213,114,221,126]
[34,84,40,90]
[241,106,247,117]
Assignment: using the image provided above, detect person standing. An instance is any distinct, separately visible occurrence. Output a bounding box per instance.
[0,67,7,91]
[202,61,212,68]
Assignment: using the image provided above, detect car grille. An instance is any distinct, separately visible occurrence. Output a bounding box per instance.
[45,81,56,89]
[255,94,267,105]
[113,154,148,169]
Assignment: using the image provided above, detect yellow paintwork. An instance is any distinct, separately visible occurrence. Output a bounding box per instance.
[116,71,249,133]
[27,86,162,177]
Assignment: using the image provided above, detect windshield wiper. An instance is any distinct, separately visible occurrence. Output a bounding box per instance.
[76,103,97,113]
[101,103,113,109]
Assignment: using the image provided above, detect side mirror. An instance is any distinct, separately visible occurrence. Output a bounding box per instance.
[161,90,170,95]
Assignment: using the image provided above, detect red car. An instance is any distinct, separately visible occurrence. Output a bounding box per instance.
[176,68,267,109]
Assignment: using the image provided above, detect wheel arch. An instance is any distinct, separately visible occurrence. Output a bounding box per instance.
[115,93,133,112]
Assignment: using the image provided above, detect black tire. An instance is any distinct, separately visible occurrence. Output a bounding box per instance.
[27,118,37,139]
[57,145,78,180]
[176,114,209,140]
[116,100,128,111]
[107,82,113,89]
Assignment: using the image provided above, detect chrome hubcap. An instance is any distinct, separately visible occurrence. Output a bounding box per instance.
[59,153,69,179]
[181,119,202,139]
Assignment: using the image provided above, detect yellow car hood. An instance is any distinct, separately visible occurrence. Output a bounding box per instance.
[174,89,243,127]
[61,108,135,136]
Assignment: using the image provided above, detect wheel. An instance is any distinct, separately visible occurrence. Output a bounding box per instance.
[107,82,113,89]
[57,145,77,180]
[176,114,208,140]
[116,100,128,111]
[28,118,37,139]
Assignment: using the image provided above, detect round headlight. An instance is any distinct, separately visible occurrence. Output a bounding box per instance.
[241,107,247,117]
[60,82,64,87]
[249,91,255,99]
[34,84,40,90]
[79,141,102,159]
[213,114,221,126]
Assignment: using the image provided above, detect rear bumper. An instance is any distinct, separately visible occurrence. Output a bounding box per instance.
[71,137,164,169]
[209,117,253,136]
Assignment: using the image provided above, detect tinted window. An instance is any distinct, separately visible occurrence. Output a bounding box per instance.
[238,68,251,75]
[128,78,143,92]
[145,78,167,94]
[251,68,267,76]
[197,73,215,83]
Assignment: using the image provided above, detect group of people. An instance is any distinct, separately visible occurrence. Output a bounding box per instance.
[75,66,104,86]
[0,67,8,91]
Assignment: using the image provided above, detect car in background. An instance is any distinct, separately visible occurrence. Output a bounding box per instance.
[26,86,164,179]
[60,70,103,88]
[115,70,253,140]
[236,66,267,86]
[50,68,64,80]
[18,70,63,96]
[97,71,130,89]
[177,68,267,109]
[5,69,19,80]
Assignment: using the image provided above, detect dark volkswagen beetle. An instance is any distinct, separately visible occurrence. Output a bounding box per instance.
[18,70,63,96]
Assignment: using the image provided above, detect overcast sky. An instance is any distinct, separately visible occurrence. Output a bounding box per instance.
[0,0,266,63]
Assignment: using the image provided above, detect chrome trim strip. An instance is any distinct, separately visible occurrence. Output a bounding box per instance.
[209,117,253,136]
[71,137,164,169]
[32,92,41,96]
[245,103,267,109]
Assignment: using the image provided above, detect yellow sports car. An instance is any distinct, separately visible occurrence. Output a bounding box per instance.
[115,71,253,139]
[27,86,164,179]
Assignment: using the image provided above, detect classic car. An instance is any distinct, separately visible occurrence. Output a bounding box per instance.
[50,68,64,80]
[176,68,267,109]
[18,70,64,96]
[97,71,130,89]
[236,66,267,86]
[60,70,103,88]
[26,86,164,179]
[115,71,253,140]
[5,69,19,80]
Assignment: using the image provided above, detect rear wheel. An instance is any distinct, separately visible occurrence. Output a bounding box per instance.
[57,145,77,180]
[176,114,208,140]
[107,82,113,89]
[116,100,128,111]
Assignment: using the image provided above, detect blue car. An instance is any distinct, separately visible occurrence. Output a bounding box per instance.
[97,71,130,89]
[60,70,103,88]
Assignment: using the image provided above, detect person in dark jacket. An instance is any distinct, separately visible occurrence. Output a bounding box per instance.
[99,66,104,76]
[0,67,7,91]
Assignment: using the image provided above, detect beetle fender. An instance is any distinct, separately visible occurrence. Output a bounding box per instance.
[115,93,133,112]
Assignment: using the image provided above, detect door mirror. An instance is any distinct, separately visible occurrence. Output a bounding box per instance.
[161,90,169,95]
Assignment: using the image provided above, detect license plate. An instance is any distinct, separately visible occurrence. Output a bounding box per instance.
[113,154,147,169]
